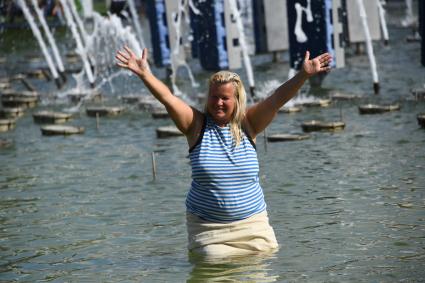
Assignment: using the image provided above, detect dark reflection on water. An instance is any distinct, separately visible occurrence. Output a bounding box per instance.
[187,253,279,282]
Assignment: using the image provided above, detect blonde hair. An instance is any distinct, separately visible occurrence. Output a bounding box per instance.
[206,71,247,146]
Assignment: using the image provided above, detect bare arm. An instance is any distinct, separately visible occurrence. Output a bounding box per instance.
[115,46,202,143]
[245,51,332,138]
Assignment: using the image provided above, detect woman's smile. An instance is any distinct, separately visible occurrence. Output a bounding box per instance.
[207,82,236,126]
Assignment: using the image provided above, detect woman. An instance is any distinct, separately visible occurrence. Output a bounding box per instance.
[115,46,331,259]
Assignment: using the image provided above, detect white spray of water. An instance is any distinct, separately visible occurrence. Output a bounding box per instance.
[59,12,144,109]
[238,0,252,26]
[80,0,93,18]
[89,12,143,74]
[67,0,89,46]
[17,0,59,80]
[294,0,313,43]
[60,0,95,85]
[401,0,415,27]
[356,0,379,85]
[376,0,389,42]
[169,0,199,96]
[64,70,127,113]
[127,0,146,49]
[188,0,201,15]
[228,0,255,90]
[256,79,319,107]
[288,68,297,80]
[30,0,65,73]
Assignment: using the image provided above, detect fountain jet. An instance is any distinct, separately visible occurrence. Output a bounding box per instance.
[17,0,62,89]
[357,0,380,94]
[31,0,67,86]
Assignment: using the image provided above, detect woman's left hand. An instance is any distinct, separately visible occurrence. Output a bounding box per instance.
[302,51,332,77]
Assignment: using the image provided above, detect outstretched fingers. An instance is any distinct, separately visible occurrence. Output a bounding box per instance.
[116,61,128,68]
[141,48,148,61]
[116,46,136,69]
[115,51,128,63]
[304,50,310,62]
[123,45,136,58]
[316,53,332,72]
[115,54,129,70]
[322,64,332,73]
[318,53,332,64]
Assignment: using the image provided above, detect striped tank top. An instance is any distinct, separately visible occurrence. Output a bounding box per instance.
[186,114,267,222]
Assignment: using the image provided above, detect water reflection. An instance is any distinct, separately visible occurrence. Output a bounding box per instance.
[187,252,278,282]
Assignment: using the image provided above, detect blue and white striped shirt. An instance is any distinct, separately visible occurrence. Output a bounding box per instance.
[186,115,267,222]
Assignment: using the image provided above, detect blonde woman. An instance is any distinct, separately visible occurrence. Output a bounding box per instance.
[116,46,332,259]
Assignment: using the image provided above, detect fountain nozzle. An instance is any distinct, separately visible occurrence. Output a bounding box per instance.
[59,72,67,85]
[373,82,380,95]
[54,78,62,89]
[249,86,257,103]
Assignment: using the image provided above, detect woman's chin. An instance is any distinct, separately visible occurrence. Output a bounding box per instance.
[212,117,230,126]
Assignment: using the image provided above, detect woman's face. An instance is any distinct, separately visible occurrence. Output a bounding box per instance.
[207,82,236,127]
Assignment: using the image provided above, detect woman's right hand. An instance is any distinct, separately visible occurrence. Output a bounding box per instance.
[115,46,150,78]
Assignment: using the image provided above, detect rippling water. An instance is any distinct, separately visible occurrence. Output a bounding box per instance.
[1,4,425,282]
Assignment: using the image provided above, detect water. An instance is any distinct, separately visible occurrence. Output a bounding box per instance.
[229,0,255,90]
[127,0,146,49]
[169,0,199,96]
[1,4,425,282]
[377,0,390,43]
[59,0,95,86]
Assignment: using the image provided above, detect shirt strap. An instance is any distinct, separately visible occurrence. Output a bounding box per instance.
[188,114,207,153]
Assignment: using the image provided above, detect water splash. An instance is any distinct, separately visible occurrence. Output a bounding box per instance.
[228,0,255,92]
[377,0,389,43]
[58,12,144,109]
[256,79,318,107]
[127,0,146,49]
[80,0,93,18]
[30,0,65,76]
[169,0,199,97]
[401,0,415,27]
[294,0,313,43]
[67,0,89,46]
[89,12,143,78]
[63,70,127,113]
[59,0,95,86]
[356,0,380,93]
[188,0,201,15]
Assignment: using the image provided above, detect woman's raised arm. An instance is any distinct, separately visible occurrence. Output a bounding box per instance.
[245,51,332,139]
[115,46,202,141]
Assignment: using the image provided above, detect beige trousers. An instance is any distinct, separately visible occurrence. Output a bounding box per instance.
[186,210,279,259]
